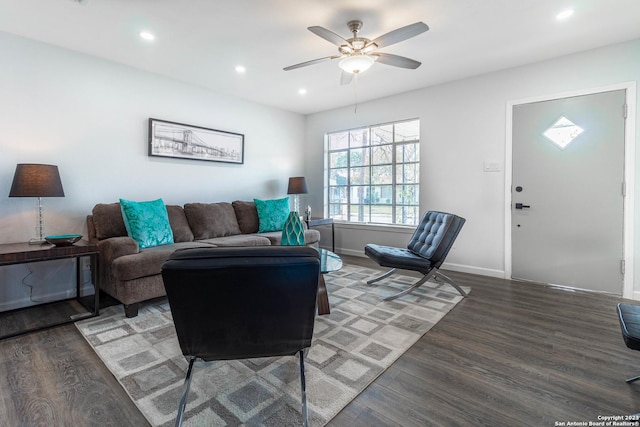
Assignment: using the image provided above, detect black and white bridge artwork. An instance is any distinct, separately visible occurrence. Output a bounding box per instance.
[148,118,244,164]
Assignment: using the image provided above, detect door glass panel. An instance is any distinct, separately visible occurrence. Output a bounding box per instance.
[543,116,584,149]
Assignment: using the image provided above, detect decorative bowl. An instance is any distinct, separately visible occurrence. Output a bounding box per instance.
[44,234,83,246]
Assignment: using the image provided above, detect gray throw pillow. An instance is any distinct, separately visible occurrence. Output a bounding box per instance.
[184,202,242,239]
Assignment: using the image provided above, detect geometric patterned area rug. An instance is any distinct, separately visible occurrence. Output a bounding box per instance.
[76,264,468,426]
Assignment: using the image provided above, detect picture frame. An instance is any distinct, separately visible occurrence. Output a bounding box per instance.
[148,118,244,164]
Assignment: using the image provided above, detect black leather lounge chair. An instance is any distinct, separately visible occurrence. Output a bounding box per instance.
[364,210,466,301]
[161,246,321,427]
[617,303,640,383]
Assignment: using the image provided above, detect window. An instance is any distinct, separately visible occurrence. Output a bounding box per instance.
[543,115,584,149]
[327,119,420,225]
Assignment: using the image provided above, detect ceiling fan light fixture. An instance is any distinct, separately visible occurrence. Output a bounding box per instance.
[339,44,353,55]
[339,54,375,74]
[352,40,366,50]
[362,43,378,54]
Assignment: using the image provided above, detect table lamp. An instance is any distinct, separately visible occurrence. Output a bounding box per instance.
[287,176,308,214]
[9,163,65,244]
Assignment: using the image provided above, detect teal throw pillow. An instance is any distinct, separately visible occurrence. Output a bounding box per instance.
[119,198,174,249]
[254,197,290,233]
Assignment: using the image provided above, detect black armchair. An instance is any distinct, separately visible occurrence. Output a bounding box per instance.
[617,303,640,382]
[364,210,466,301]
[161,246,321,427]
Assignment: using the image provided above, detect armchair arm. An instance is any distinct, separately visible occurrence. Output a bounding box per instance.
[97,236,140,263]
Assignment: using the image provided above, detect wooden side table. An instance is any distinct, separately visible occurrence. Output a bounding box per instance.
[305,217,335,252]
[0,240,99,340]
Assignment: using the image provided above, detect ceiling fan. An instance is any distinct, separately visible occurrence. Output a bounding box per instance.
[283,20,429,84]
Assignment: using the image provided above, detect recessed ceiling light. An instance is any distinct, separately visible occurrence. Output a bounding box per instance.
[556,9,574,20]
[139,31,155,41]
[235,65,246,73]
[298,88,307,95]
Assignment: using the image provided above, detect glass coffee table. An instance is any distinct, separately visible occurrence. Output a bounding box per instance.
[316,248,342,315]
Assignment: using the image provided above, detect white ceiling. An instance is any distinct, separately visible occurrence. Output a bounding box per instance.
[1,0,639,115]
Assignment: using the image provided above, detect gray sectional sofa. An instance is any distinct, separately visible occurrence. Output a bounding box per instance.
[87,200,320,317]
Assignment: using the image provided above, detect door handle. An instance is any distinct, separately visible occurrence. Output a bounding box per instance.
[515,203,530,210]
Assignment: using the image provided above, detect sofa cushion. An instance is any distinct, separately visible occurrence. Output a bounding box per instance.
[232,200,259,234]
[254,197,290,233]
[198,234,272,247]
[120,198,174,249]
[166,205,194,242]
[92,202,127,240]
[184,202,242,239]
[260,229,321,246]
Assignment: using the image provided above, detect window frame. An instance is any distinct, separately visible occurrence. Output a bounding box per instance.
[326,118,420,226]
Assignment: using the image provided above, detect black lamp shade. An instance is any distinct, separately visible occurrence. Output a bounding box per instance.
[9,164,65,197]
[287,177,308,195]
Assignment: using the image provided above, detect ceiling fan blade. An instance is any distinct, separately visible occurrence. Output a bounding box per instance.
[373,53,422,69]
[340,71,354,85]
[283,56,339,71]
[370,22,429,49]
[308,26,348,46]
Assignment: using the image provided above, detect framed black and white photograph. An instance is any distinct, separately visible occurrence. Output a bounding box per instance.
[148,118,244,164]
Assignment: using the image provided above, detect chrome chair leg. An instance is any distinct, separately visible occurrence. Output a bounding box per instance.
[626,374,640,383]
[175,356,197,427]
[367,268,397,284]
[299,350,309,427]
[383,271,434,301]
[383,269,467,301]
[433,271,467,297]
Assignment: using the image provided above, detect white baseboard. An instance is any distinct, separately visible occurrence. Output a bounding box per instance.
[336,248,505,279]
[337,248,366,257]
[441,262,505,279]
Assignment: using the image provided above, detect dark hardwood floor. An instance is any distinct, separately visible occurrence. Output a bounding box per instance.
[1,255,640,426]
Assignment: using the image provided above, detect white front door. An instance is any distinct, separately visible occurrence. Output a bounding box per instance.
[511,89,626,293]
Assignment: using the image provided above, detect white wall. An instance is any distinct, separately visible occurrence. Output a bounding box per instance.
[0,32,305,309]
[2,30,639,306]
[305,39,640,287]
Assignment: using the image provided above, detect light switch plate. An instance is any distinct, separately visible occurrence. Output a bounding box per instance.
[483,161,501,172]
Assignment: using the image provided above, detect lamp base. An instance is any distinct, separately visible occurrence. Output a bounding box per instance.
[28,238,48,245]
